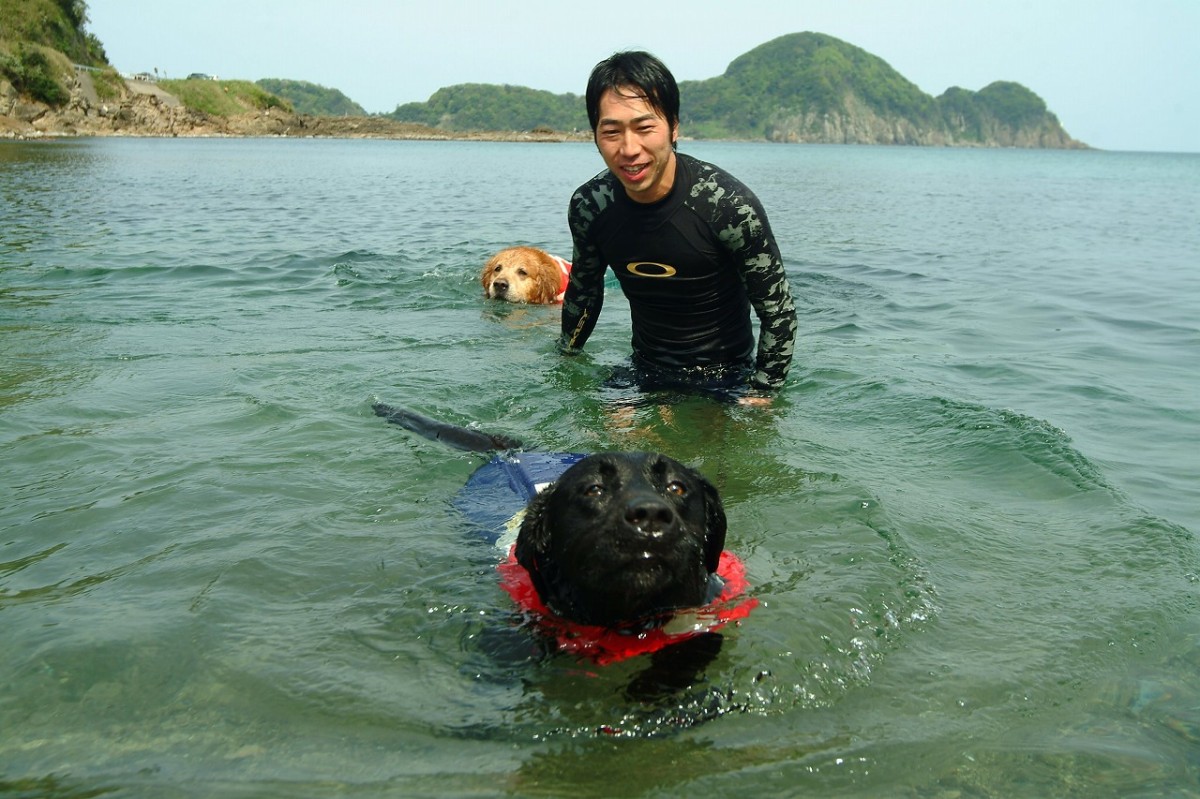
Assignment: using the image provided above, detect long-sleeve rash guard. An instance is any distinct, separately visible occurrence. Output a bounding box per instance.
[560,152,797,392]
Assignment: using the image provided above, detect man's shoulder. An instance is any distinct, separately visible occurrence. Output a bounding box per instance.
[678,152,756,204]
[570,169,621,221]
[677,152,777,251]
[574,166,616,189]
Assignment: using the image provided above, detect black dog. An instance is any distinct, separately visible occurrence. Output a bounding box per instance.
[372,403,729,630]
[515,451,726,628]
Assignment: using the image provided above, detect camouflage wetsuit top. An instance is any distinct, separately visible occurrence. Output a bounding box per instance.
[561,152,797,392]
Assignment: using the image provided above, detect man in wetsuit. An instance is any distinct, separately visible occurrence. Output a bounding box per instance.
[560,51,797,401]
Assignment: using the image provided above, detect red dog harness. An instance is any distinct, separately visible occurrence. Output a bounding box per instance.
[497,547,758,665]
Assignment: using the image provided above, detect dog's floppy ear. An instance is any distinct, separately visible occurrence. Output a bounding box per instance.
[699,476,727,574]
[531,271,559,304]
[515,487,555,597]
[535,253,564,304]
[481,256,498,290]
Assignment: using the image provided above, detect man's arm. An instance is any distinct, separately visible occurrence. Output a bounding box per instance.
[742,246,797,392]
[558,258,605,355]
[558,189,609,354]
[715,187,797,392]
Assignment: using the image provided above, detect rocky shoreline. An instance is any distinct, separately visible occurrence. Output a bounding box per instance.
[0,73,590,142]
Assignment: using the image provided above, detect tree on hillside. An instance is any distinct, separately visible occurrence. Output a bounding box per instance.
[55,0,87,29]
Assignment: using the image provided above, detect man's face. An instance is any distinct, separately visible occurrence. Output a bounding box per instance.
[594,86,679,204]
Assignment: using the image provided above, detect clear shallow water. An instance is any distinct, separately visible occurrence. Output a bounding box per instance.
[2,137,1198,797]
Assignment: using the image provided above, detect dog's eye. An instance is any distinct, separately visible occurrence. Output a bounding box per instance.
[583,483,605,497]
[517,268,528,277]
[665,481,687,497]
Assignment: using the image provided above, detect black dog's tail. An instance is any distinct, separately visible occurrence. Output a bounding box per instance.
[372,402,524,453]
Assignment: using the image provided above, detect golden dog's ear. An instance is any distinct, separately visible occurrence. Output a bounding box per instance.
[531,268,560,304]
[527,251,564,304]
[481,256,498,291]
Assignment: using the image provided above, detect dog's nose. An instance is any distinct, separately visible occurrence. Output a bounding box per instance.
[625,496,674,535]
[494,279,508,293]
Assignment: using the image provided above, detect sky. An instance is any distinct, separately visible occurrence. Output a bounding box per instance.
[85,0,1199,153]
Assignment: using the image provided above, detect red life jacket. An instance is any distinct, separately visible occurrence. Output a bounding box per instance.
[551,254,572,303]
[497,547,757,665]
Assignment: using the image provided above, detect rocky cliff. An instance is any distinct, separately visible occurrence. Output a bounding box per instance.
[761,91,1082,147]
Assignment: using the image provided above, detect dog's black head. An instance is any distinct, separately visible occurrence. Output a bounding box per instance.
[514,452,727,628]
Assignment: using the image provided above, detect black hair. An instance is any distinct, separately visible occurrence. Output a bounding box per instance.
[585,50,680,134]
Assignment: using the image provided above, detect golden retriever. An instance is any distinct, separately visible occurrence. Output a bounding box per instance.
[481,246,571,304]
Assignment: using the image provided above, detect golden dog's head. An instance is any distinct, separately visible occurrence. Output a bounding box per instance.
[481,246,568,304]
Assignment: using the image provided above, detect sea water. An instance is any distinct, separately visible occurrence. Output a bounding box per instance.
[2,137,1198,797]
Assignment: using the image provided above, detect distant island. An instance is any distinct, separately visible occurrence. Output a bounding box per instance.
[1,0,1085,148]
[390,33,1084,149]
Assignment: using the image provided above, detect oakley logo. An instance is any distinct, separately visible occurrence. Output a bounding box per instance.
[625,261,677,278]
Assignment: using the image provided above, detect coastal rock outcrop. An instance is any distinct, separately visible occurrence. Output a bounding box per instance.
[1,71,582,141]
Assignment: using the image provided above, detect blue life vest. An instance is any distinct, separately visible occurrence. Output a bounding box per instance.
[453,451,585,548]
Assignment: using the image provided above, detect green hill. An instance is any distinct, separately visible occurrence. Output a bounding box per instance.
[390,83,585,133]
[256,78,366,117]
[936,80,1071,146]
[680,31,941,140]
